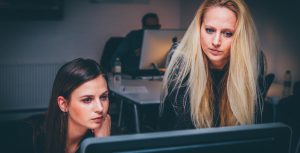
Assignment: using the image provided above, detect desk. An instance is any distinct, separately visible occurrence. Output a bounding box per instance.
[109,79,162,133]
[266,82,284,121]
[266,82,284,105]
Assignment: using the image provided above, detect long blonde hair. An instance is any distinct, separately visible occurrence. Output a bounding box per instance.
[161,0,262,128]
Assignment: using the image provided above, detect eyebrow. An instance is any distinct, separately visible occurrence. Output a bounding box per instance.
[80,95,94,99]
[100,91,109,96]
[221,28,235,32]
[79,90,109,98]
[204,25,235,32]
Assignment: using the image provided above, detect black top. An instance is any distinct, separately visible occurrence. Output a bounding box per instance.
[158,65,269,131]
[111,29,144,74]
[158,68,226,131]
[12,114,94,153]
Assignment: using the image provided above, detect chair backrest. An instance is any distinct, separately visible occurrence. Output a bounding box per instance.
[263,73,275,99]
[293,81,300,96]
[100,37,124,73]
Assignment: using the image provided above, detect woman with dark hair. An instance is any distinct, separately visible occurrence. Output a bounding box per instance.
[44,58,111,153]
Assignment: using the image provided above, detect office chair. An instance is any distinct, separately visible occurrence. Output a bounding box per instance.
[277,81,300,153]
[100,37,124,73]
[263,73,275,99]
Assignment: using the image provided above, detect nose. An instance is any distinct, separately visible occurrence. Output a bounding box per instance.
[212,33,221,47]
[94,100,103,113]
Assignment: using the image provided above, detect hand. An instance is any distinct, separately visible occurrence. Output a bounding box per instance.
[92,114,111,137]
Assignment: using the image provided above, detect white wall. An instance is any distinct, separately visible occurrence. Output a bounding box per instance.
[0,0,182,119]
[0,0,180,64]
[179,0,203,28]
[0,0,299,119]
[0,0,299,82]
[247,0,300,83]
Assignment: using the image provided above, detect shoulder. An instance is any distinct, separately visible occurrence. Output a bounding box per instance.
[127,29,143,37]
[164,66,190,112]
[168,61,189,88]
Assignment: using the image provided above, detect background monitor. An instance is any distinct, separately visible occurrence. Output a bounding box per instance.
[79,123,291,153]
[139,29,185,70]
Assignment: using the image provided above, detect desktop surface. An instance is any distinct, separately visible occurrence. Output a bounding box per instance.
[79,123,291,153]
[125,69,164,78]
[108,78,162,133]
[109,79,161,105]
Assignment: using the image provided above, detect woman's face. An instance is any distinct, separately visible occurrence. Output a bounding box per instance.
[200,6,237,69]
[66,75,109,131]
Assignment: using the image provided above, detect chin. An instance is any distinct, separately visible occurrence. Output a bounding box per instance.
[208,56,223,62]
[91,123,102,129]
[88,123,102,129]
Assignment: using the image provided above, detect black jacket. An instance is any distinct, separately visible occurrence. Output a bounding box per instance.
[158,65,270,131]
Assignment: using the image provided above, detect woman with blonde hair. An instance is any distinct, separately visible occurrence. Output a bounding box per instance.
[159,0,266,130]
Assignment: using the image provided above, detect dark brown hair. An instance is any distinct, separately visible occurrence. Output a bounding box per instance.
[45,58,106,153]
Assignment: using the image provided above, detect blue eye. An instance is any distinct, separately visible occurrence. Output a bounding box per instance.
[223,31,233,37]
[206,28,214,34]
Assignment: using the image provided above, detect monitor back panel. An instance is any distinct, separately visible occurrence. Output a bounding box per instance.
[80,123,291,153]
[139,29,185,70]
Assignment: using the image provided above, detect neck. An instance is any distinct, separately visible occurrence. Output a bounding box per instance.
[209,59,228,70]
[66,120,88,153]
[65,142,79,153]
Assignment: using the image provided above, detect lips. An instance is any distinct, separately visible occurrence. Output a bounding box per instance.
[91,116,103,123]
[209,48,222,56]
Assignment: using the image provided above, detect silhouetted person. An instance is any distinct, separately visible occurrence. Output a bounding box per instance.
[111,13,161,74]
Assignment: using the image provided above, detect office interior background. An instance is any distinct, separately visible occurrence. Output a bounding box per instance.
[0,0,299,119]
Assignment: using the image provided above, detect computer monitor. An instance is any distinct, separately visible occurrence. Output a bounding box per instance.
[79,123,291,153]
[139,29,185,70]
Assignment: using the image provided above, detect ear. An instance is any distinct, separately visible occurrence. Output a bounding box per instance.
[57,96,68,112]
